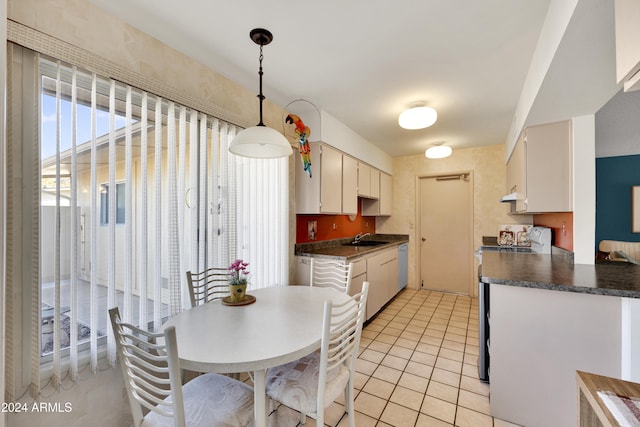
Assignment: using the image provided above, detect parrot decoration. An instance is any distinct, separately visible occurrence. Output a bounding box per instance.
[286,114,312,178]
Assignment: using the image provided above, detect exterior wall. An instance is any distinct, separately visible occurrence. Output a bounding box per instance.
[376,144,531,294]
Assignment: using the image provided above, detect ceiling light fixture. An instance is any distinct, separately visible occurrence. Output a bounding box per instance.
[425,145,452,159]
[229,28,292,158]
[398,102,438,130]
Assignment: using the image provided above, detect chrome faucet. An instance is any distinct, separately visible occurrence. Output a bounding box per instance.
[354,232,371,243]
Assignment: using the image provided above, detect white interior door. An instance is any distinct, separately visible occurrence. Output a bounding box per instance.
[419,174,472,294]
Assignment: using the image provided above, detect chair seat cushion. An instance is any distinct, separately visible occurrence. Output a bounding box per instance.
[142,373,254,427]
[265,351,350,414]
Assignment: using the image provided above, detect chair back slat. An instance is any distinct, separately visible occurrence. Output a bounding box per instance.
[186,268,230,307]
[109,307,187,427]
[310,259,353,294]
[317,282,369,414]
[322,283,367,373]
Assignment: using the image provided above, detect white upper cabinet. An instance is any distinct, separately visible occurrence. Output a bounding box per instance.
[379,172,392,216]
[508,120,572,213]
[295,142,342,214]
[507,132,527,212]
[342,155,358,215]
[357,162,371,197]
[614,0,640,91]
[362,172,392,216]
[358,162,381,199]
[295,142,392,216]
[370,168,380,199]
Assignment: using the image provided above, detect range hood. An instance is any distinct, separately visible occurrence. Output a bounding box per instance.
[499,192,518,203]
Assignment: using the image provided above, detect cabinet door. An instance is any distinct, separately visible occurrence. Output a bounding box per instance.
[508,134,527,212]
[358,163,371,197]
[524,120,572,213]
[342,155,358,215]
[295,142,322,214]
[370,169,380,199]
[386,257,398,301]
[362,172,392,216]
[366,252,386,319]
[294,256,311,286]
[320,144,343,213]
[615,0,640,85]
[379,173,392,216]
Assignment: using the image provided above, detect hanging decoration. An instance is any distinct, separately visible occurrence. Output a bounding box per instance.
[286,114,312,178]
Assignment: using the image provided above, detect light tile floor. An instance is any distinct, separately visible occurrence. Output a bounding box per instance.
[266,288,521,427]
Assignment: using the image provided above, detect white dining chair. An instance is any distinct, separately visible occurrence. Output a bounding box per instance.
[265,282,369,427]
[186,268,230,307]
[108,307,254,427]
[309,258,353,294]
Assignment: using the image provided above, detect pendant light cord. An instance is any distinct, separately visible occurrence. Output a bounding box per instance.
[257,44,265,126]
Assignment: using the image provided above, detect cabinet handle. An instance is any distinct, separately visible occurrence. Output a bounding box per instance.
[421,237,426,242]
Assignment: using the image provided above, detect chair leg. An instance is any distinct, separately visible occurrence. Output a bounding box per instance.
[345,381,355,427]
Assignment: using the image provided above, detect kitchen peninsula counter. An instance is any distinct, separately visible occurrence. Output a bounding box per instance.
[480,251,640,298]
[484,250,640,427]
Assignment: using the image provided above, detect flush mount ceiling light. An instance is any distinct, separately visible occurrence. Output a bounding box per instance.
[229,28,292,158]
[425,145,452,159]
[398,102,438,130]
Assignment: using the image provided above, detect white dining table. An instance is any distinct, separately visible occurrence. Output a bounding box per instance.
[163,285,351,427]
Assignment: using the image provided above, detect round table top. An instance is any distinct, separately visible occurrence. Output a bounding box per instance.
[163,285,351,373]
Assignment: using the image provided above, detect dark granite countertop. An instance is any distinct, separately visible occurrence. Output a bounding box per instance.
[295,234,409,261]
[481,251,640,298]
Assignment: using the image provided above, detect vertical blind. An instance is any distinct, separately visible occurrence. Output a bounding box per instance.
[5,46,289,399]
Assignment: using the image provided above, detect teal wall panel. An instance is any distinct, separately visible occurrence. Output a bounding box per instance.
[596,154,640,246]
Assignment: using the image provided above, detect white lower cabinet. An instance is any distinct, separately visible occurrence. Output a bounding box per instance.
[366,247,398,320]
[294,256,311,285]
[349,258,367,296]
[295,246,399,321]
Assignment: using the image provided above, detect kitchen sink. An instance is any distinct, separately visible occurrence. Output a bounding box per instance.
[342,240,389,247]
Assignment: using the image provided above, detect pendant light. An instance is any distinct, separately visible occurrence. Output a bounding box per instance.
[229,28,292,158]
[398,102,438,130]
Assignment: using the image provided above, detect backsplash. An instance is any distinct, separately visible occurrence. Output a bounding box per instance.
[296,204,376,243]
[534,212,573,251]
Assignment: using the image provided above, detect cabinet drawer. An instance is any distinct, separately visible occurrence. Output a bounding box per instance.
[352,258,366,277]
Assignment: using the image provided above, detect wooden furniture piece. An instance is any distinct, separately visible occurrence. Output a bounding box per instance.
[577,370,640,426]
[310,258,354,294]
[186,268,230,307]
[108,307,254,427]
[162,286,351,427]
[265,282,369,427]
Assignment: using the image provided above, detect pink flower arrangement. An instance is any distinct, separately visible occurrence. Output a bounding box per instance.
[228,259,250,285]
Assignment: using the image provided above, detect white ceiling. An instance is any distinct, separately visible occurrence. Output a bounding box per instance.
[87,0,612,158]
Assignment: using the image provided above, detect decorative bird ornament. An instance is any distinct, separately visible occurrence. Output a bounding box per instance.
[286,114,312,178]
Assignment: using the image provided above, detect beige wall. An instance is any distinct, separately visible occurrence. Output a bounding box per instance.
[376,144,533,295]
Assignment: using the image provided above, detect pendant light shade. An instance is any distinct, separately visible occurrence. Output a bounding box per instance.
[425,145,452,159]
[398,104,438,130]
[230,125,292,158]
[229,28,292,158]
